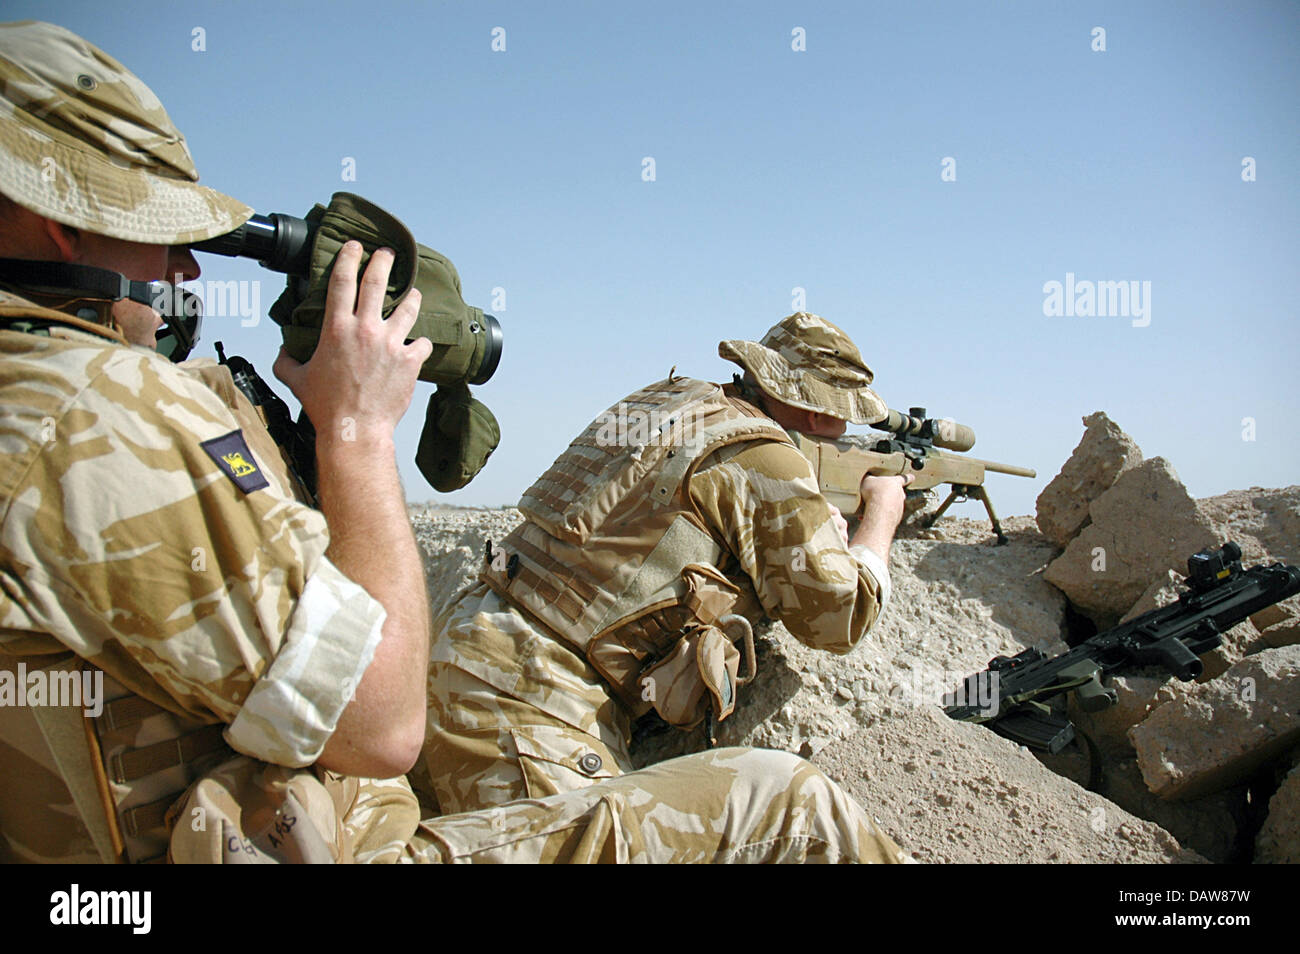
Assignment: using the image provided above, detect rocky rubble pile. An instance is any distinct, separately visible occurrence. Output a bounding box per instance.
[1037,414,1299,863]
[408,413,1298,863]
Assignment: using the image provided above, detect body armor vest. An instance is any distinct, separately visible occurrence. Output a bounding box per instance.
[483,376,792,729]
[0,305,303,862]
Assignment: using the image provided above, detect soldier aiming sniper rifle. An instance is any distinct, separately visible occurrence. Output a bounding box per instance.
[944,542,1300,755]
[793,407,1036,544]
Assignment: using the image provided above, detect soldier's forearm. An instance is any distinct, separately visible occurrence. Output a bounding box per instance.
[314,432,430,778]
[851,510,895,563]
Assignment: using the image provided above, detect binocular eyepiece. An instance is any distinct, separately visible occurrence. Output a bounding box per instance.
[192,213,316,279]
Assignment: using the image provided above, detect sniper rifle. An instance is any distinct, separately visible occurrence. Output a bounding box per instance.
[793,406,1036,544]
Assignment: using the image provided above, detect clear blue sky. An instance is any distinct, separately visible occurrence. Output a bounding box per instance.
[17,1,1300,518]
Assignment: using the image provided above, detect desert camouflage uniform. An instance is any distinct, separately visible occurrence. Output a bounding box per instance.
[175,746,907,864]
[0,294,906,864]
[0,290,395,861]
[426,376,893,813]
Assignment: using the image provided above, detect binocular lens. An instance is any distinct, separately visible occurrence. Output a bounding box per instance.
[472,313,503,385]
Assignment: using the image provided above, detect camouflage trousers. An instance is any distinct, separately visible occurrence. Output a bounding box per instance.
[170,747,908,863]
[423,581,647,812]
[424,663,634,811]
[416,586,909,862]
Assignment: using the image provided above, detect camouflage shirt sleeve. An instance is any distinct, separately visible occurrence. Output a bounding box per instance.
[0,334,385,767]
[687,438,888,655]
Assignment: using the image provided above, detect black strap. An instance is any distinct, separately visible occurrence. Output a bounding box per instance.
[0,258,155,306]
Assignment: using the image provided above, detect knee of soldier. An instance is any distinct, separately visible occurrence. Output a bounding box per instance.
[708,747,875,822]
[706,747,837,796]
[712,746,804,773]
[709,747,909,863]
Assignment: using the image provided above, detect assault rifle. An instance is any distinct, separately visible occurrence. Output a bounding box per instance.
[793,407,1035,543]
[214,341,318,506]
[944,542,1300,754]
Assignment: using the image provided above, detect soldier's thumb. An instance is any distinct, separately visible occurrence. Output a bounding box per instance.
[272,346,303,391]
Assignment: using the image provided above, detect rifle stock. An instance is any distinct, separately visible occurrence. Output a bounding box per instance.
[792,431,1036,544]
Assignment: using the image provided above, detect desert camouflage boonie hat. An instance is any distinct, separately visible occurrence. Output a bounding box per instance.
[0,20,251,244]
[719,312,887,424]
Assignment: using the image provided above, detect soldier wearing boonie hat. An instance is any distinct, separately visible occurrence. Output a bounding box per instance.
[425,310,913,831]
[0,20,251,246]
[718,311,889,425]
[0,21,910,865]
[0,19,252,354]
[0,18,433,864]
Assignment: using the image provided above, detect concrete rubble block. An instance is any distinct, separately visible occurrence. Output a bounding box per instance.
[1043,458,1222,629]
[1249,598,1296,633]
[1252,596,1300,651]
[1129,645,1300,800]
[1256,618,1300,652]
[1035,412,1143,549]
[1121,569,1184,623]
[1094,758,1243,864]
[1199,631,1264,681]
[1196,486,1300,567]
[1255,760,1300,864]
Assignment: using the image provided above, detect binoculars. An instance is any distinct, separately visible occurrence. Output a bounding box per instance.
[191,192,503,494]
[191,199,502,389]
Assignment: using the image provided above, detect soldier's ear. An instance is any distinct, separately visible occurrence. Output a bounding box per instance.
[811,410,839,427]
[40,217,81,262]
[807,410,847,438]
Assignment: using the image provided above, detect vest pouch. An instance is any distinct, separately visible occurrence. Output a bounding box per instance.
[681,562,740,622]
[416,381,500,492]
[633,564,757,729]
[637,624,742,729]
[168,755,353,863]
[85,671,236,863]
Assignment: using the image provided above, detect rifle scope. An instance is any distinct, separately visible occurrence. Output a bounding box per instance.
[871,407,976,452]
[1187,541,1243,593]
